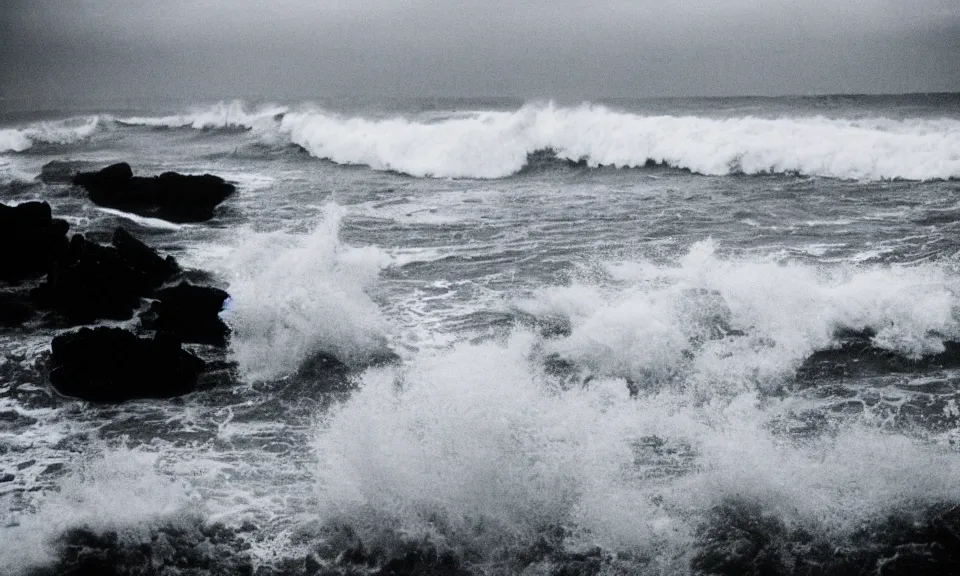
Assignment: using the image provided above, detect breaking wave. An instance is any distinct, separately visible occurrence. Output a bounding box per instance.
[0,447,201,574]
[116,100,288,131]
[220,204,393,381]
[515,239,960,393]
[278,103,960,180]
[311,330,960,573]
[0,116,101,153]
[303,241,960,572]
[52,100,960,180]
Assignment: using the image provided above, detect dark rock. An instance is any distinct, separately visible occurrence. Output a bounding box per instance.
[49,327,205,402]
[693,498,960,576]
[379,549,467,576]
[73,161,133,190]
[32,229,181,325]
[0,201,70,284]
[32,235,144,324]
[29,520,256,576]
[303,553,321,575]
[74,162,235,223]
[796,328,960,383]
[112,227,180,289]
[0,290,37,327]
[39,160,97,184]
[296,351,350,381]
[140,281,230,346]
[0,473,13,482]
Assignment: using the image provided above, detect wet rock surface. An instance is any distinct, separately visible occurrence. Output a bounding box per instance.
[49,327,205,402]
[140,281,230,346]
[694,498,960,576]
[797,328,960,382]
[73,162,235,223]
[0,201,69,284]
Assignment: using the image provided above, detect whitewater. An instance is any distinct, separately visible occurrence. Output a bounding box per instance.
[4,98,960,180]
[2,94,960,575]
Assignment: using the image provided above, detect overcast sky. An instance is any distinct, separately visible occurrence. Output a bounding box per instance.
[2,0,959,101]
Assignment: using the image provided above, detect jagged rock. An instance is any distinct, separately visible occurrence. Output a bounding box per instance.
[296,351,350,381]
[141,281,230,346]
[74,162,235,223]
[0,201,69,284]
[0,291,36,327]
[32,234,144,324]
[112,227,180,289]
[796,328,960,382]
[39,160,95,184]
[49,327,205,402]
[31,228,181,325]
[29,520,255,576]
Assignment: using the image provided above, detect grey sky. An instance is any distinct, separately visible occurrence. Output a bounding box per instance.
[2,0,959,101]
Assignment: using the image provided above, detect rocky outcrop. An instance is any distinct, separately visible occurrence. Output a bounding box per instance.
[49,327,205,402]
[73,162,235,223]
[0,201,233,402]
[32,235,147,324]
[112,227,181,288]
[29,227,181,325]
[140,281,230,346]
[796,328,960,382]
[0,291,37,327]
[0,201,69,284]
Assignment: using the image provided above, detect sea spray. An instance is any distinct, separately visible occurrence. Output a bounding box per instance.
[515,240,960,394]
[0,447,201,574]
[310,330,960,572]
[222,204,393,381]
[0,116,101,153]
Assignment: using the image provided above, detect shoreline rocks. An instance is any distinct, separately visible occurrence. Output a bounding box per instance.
[73,162,235,223]
[31,228,182,325]
[796,328,960,382]
[0,201,69,284]
[49,327,205,402]
[140,281,231,346]
[0,197,235,402]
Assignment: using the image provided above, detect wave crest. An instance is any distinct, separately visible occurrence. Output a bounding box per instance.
[0,116,101,153]
[81,100,960,180]
[279,103,960,180]
[117,100,288,131]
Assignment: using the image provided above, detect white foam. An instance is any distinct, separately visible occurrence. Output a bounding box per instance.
[0,116,101,153]
[117,100,288,131]
[221,204,393,380]
[278,103,960,180]
[0,447,200,574]
[312,332,960,566]
[94,207,186,230]
[516,239,960,393]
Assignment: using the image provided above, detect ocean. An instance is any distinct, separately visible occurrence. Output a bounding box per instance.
[2,94,960,575]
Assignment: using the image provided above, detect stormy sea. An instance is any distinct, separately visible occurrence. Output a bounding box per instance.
[2,94,960,575]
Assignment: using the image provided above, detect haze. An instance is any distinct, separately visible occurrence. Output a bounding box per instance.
[2,0,959,102]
